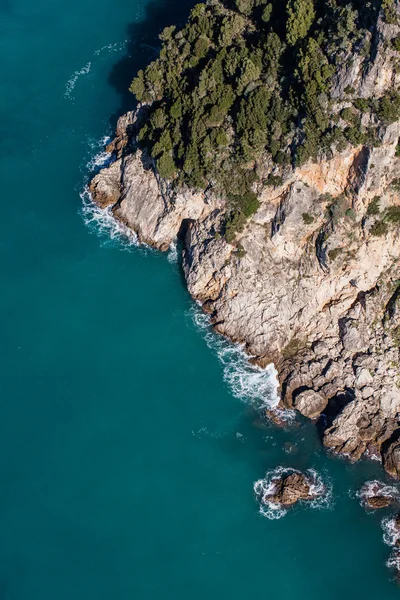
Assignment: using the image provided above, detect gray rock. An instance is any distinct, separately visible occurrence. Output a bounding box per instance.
[293,389,328,419]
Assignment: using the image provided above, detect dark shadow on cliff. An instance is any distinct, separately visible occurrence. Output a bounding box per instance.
[107,0,197,128]
[315,388,355,441]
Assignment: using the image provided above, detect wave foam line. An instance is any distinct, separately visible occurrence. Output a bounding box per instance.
[190,305,279,410]
[64,62,92,99]
[94,40,127,56]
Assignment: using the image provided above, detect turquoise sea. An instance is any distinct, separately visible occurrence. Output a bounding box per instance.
[1,0,400,597]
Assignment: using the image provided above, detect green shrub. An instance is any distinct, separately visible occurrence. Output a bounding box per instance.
[266,175,284,187]
[385,206,400,223]
[370,220,389,237]
[376,91,400,124]
[302,212,314,225]
[392,36,400,52]
[286,0,316,46]
[345,208,356,219]
[366,196,381,216]
[157,153,176,179]
[382,0,398,24]
[328,247,343,261]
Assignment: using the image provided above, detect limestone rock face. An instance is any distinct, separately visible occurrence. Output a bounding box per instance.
[293,389,328,420]
[90,144,223,252]
[89,5,400,476]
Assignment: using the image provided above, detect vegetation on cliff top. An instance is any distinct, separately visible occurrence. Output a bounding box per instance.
[129,0,399,234]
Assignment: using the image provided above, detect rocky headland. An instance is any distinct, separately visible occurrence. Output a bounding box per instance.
[90,0,400,477]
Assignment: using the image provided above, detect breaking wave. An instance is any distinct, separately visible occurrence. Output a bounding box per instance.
[382,515,400,547]
[80,187,142,251]
[84,135,113,172]
[358,480,400,508]
[189,305,279,410]
[253,466,333,520]
[167,241,178,264]
[381,516,400,578]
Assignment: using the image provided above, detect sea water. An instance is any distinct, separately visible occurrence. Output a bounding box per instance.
[1,0,400,598]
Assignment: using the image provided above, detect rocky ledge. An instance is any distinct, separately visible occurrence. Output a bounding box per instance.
[90,5,400,479]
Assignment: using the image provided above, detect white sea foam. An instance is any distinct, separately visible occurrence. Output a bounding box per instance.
[387,549,400,573]
[80,187,141,250]
[85,136,113,172]
[167,241,178,264]
[382,516,400,581]
[382,515,400,547]
[254,466,333,520]
[358,480,400,508]
[64,62,92,99]
[189,305,279,410]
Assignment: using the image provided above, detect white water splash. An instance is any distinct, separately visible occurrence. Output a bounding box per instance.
[189,305,279,410]
[65,62,92,100]
[254,466,333,520]
[84,135,113,172]
[358,480,400,509]
[167,241,178,264]
[80,187,140,250]
[382,515,400,547]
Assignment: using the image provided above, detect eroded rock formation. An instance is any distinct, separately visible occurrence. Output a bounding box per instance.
[89,3,400,478]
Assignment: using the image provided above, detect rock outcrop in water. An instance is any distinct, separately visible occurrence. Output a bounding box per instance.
[360,480,399,509]
[90,1,400,478]
[262,471,318,506]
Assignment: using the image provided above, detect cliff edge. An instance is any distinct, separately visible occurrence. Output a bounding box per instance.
[89,0,400,476]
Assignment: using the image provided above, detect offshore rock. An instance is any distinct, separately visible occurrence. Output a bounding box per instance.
[264,471,320,507]
[359,480,399,510]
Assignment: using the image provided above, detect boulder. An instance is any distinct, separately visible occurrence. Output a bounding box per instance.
[267,472,317,507]
[366,496,394,509]
[293,389,328,419]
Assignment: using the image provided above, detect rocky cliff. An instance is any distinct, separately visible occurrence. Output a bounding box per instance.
[89,2,400,477]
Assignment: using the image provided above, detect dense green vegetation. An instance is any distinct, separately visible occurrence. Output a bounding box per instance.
[129,0,399,238]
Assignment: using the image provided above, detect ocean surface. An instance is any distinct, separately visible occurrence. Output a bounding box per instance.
[1,0,400,598]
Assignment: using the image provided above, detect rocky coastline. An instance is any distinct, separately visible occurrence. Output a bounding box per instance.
[89,3,400,479]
